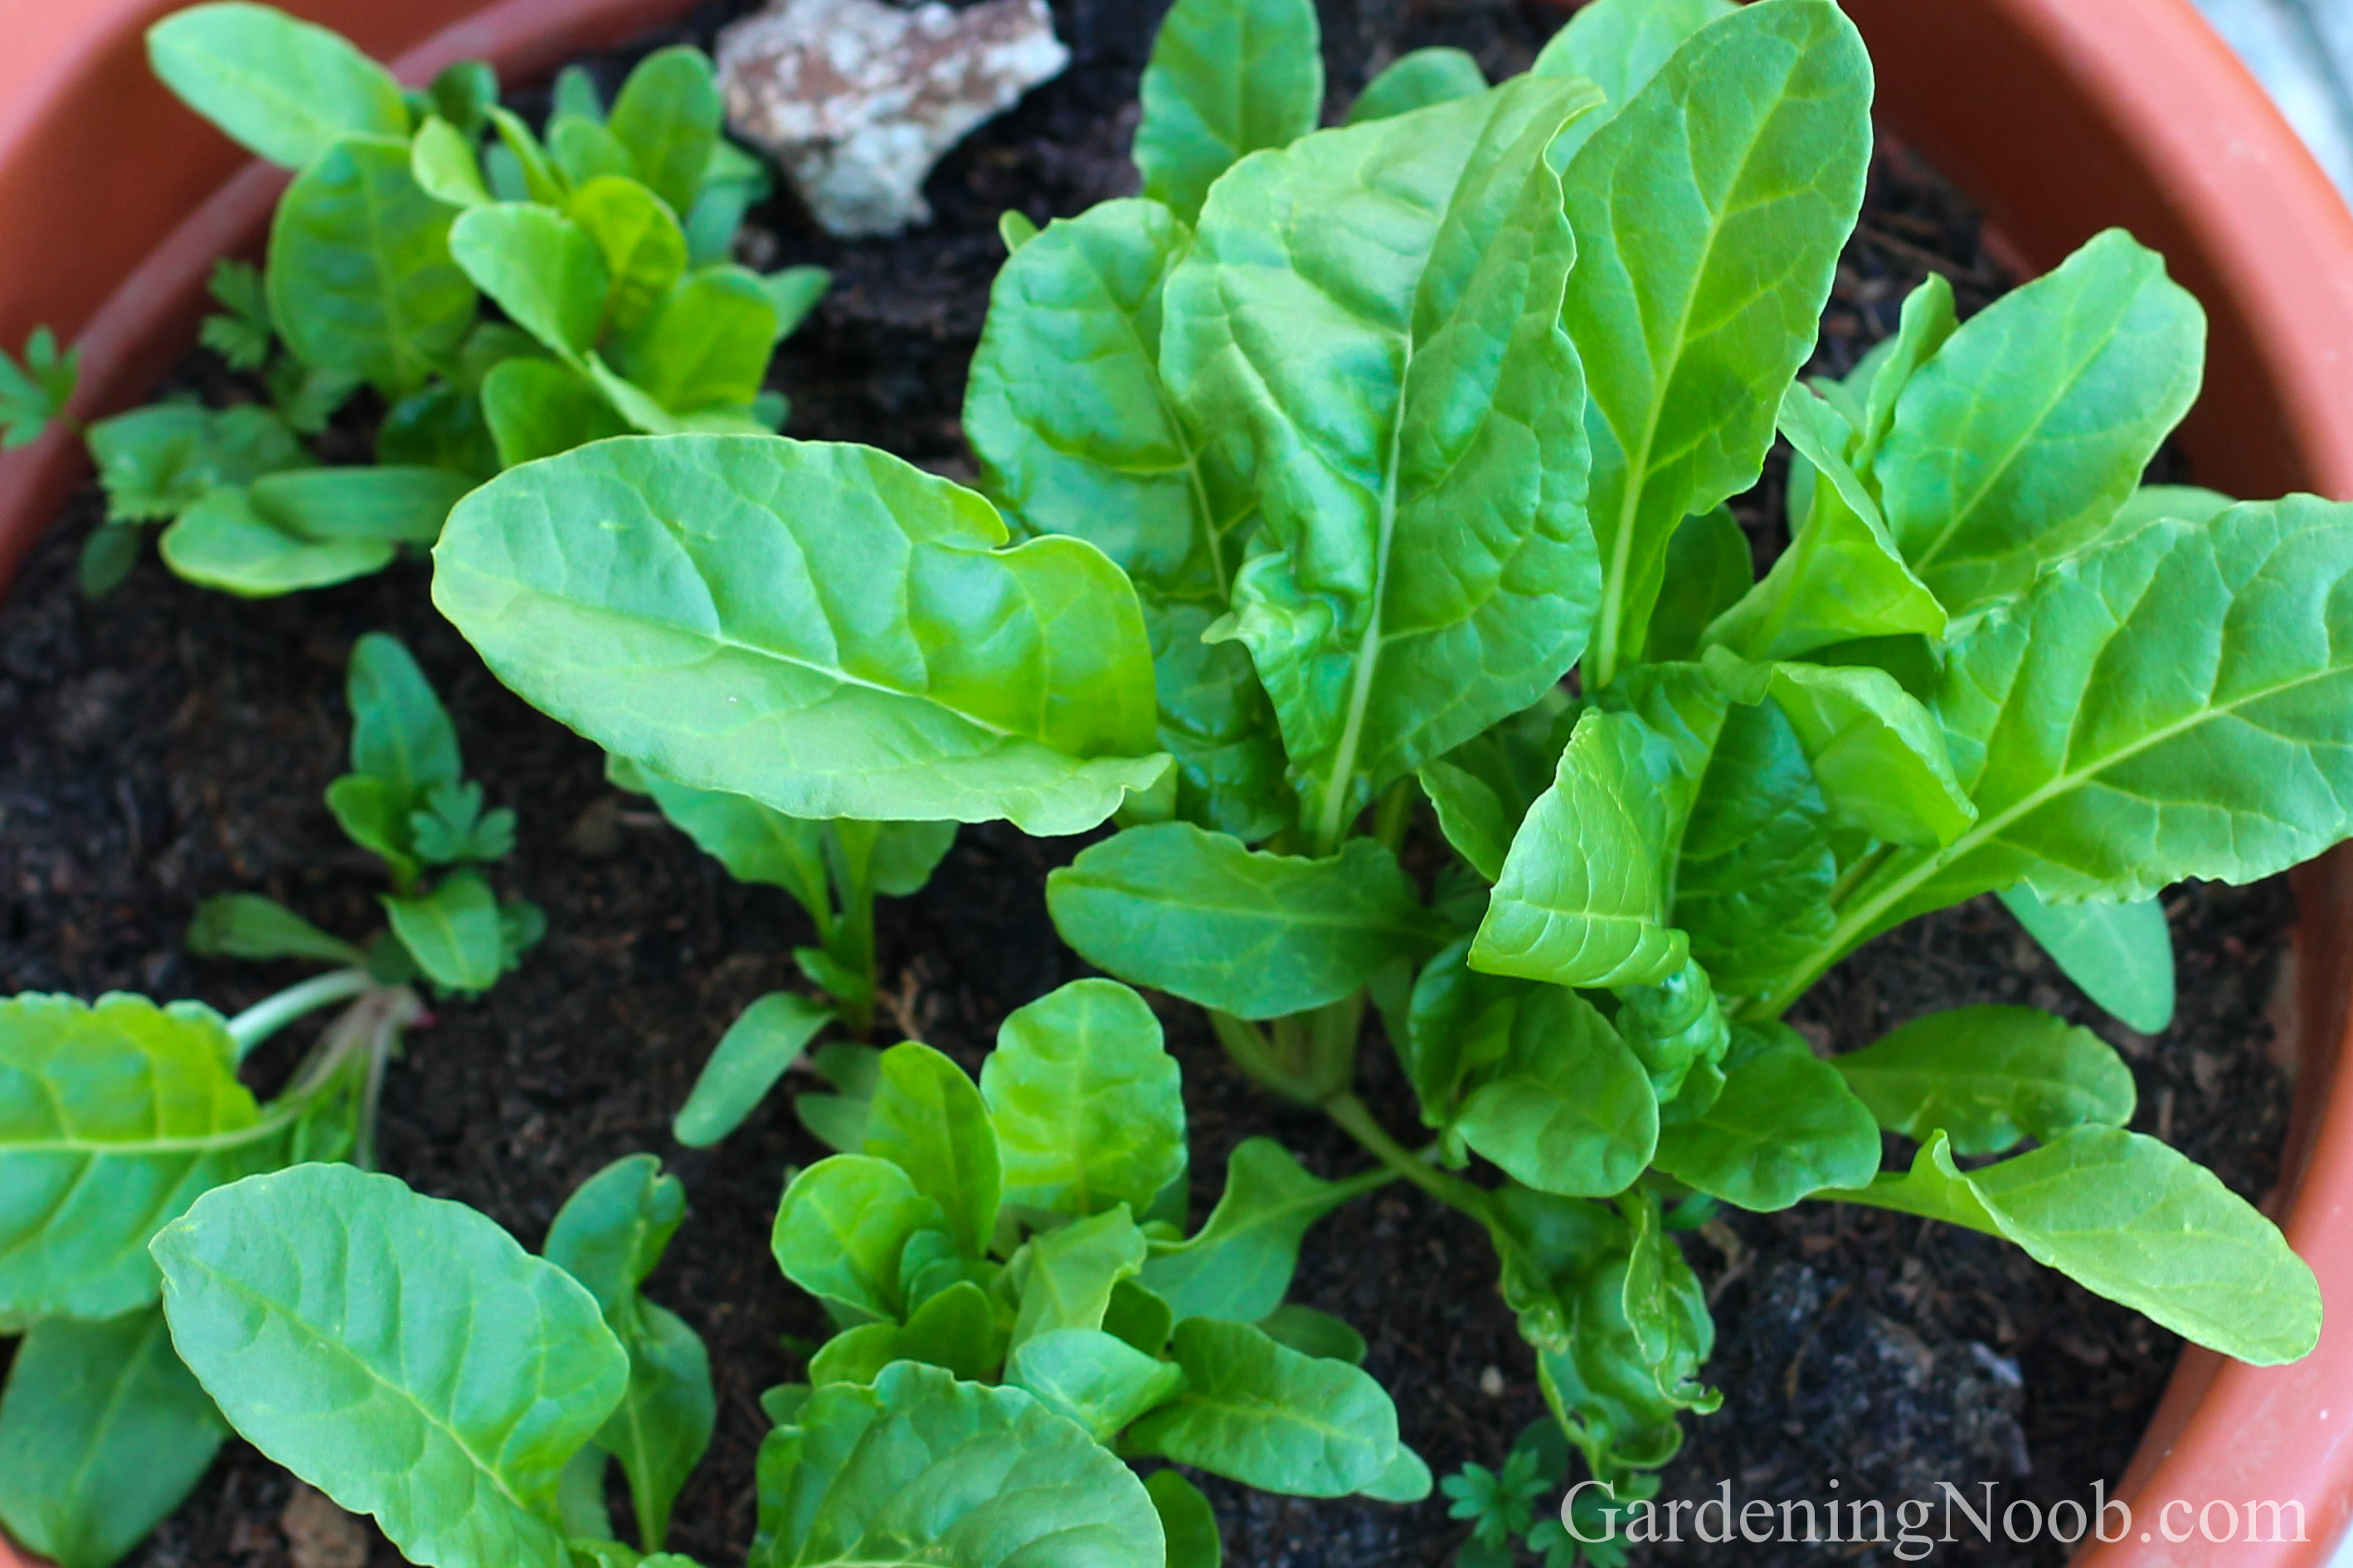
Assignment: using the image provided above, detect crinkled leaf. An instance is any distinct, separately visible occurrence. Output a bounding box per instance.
[148,2,407,168]
[1011,1206,1149,1347]
[980,979,1185,1218]
[674,991,833,1148]
[1456,986,1654,1197]
[1651,1024,1878,1209]
[1133,0,1322,224]
[1831,1005,2136,1156]
[1128,1319,1398,1498]
[1999,886,2176,1035]
[772,1156,943,1325]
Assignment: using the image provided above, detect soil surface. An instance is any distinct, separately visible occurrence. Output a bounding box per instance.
[0,2,2300,1566]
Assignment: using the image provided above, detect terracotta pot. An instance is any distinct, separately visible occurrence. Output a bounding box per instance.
[3,0,2353,1564]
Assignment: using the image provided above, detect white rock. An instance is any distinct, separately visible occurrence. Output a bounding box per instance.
[717,0,1070,239]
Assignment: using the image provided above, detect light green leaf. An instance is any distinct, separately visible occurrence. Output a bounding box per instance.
[1822,1129,2320,1365]
[674,991,833,1148]
[1134,0,1322,224]
[1566,0,1870,684]
[1256,1303,1365,1364]
[160,486,395,596]
[1048,823,1437,1020]
[1129,1318,1398,1498]
[450,203,611,358]
[1456,985,1655,1197]
[569,177,689,337]
[1164,77,1604,845]
[269,136,476,396]
[1007,1328,1186,1442]
[1832,1005,2137,1155]
[761,1363,1164,1568]
[88,403,304,523]
[762,266,831,338]
[382,869,505,993]
[621,266,779,411]
[1651,1025,1879,1209]
[1011,1206,1149,1347]
[864,1043,1001,1260]
[486,105,568,206]
[772,1155,943,1324]
[482,357,632,467]
[1140,1138,1350,1322]
[1880,230,2205,614]
[980,979,1185,1218]
[413,115,493,207]
[606,47,722,217]
[246,464,474,545]
[1346,47,1485,124]
[0,1306,226,1568]
[1531,0,1736,108]
[1847,271,1957,468]
[1471,708,1687,989]
[432,435,1169,836]
[2000,886,2176,1035]
[1755,658,1973,849]
[1146,1469,1222,1568]
[2112,483,2234,531]
[345,631,460,803]
[550,114,637,189]
[0,994,339,1319]
[148,2,407,168]
[187,892,365,967]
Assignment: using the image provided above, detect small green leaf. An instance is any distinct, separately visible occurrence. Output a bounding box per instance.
[1012,1207,1149,1347]
[413,115,493,207]
[153,1165,628,1568]
[761,266,831,339]
[450,203,611,359]
[1048,824,1437,1020]
[1823,1129,2321,1365]
[606,47,722,217]
[568,177,690,337]
[325,775,419,882]
[1641,506,1753,664]
[1145,1469,1222,1568]
[550,115,638,189]
[1129,1319,1398,1498]
[1140,1138,1351,1322]
[148,2,408,168]
[429,59,499,137]
[864,1043,1001,1260]
[201,257,275,368]
[674,991,834,1148]
[1256,1303,1365,1364]
[620,265,780,412]
[160,487,394,596]
[1134,0,1322,224]
[1651,1024,1879,1210]
[1005,1328,1186,1441]
[0,1306,226,1568]
[1456,986,1655,1198]
[76,523,143,599]
[481,357,632,466]
[981,979,1184,1219]
[771,1155,943,1324]
[1531,0,1736,109]
[1345,47,1485,124]
[187,892,364,967]
[1999,886,2176,1035]
[382,869,507,993]
[88,403,302,523]
[409,779,516,864]
[1832,1005,2136,1155]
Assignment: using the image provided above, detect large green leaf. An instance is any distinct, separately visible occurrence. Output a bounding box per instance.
[980,979,1185,1218]
[1133,0,1322,225]
[1140,1138,1352,1322]
[0,994,337,1319]
[864,1043,1003,1260]
[432,435,1168,835]
[148,2,407,169]
[1651,1025,1878,1209]
[1048,823,1437,1019]
[152,1165,628,1568]
[771,1156,944,1324]
[1565,0,1870,684]
[1127,1319,1398,1498]
[1999,886,2176,1035]
[760,1362,1164,1568]
[0,1306,226,1568]
[1455,986,1655,1197]
[1831,1005,2136,1156]
[1822,1129,2320,1365]
[269,136,476,396]
[1879,229,2205,614]
[1164,77,1604,846]
[544,1156,713,1551]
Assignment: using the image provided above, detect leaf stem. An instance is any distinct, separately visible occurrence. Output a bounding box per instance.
[1323,1090,1491,1221]
[226,968,376,1059]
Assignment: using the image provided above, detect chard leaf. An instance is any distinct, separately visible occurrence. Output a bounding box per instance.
[1456,986,1654,1197]
[1417,699,1565,884]
[1651,1024,1878,1209]
[346,632,461,800]
[1401,938,1524,1129]
[432,436,1169,836]
[1849,272,1957,467]
[1831,1005,2136,1155]
[545,1157,713,1551]
[1530,0,1736,107]
[1048,823,1437,1020]
[1134,0,1323,225]
[268,135,476,397]
[760,1363,1164,1568]
[148,2,407,169]
[0,994,337,1319]
[1150,600,1295,840]
[885,1281,1002,1381]
[1011,1206,1149,1346]
[450,203,610,359]
[153,1166,625,1568]
[568,177,690,337]
[187,892,365,967]
[0,1306,226,1568]
[674,991,833,1147]
[412,116,493,208]
[1128,1319,1398,1498]
[485,105,567,206]
[1257,1303,1367,1364]
[621,266,779,413]
[1566,0,1870,684]
[980,979,1185,1218]
[1345,48,1485,124]
[1641,505,1753,664]
[1879,230,2205,614]
[1670,695,1837,994]
[549,115,636,189]
[481,357,632,467]
[1140,1138,1350,1322]
[429,60,498,137]
[160,488,395,596]
[1999,886,2176,1035]
[1005,1328,1187,1441]
[1147,1469,1223,1568]
[1164,77,1604,845]
[1754,659,1973,850]
[771,1156,944,1324]
[606,47,722,218]
[382,870,506,993]
[864,1043,1002,1260]
[1822,1129,2320,1365]
[246,464,473,544]
[762,266,831,338]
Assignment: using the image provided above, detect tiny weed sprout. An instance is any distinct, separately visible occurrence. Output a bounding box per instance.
[0,631,538,1566]
[66,1,825,600]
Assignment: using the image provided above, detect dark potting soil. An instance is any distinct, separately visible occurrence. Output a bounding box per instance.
[0,2,2300,1566]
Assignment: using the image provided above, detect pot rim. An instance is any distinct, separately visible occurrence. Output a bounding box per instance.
[4,0,2353,1565]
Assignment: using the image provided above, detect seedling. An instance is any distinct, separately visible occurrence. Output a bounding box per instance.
[67,1,828,599]
[0,631,537,1567]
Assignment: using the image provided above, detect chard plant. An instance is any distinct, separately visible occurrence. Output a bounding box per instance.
[68,1,825,600]
[0,632,538,1567]
[422,0,2349,1523]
